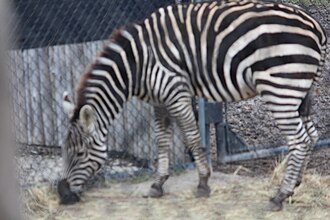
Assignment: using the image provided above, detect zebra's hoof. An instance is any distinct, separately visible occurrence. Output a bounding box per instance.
[295,179,302,187]
[266,198,283,212]
[196,184,210,198]
[143,183,164,198]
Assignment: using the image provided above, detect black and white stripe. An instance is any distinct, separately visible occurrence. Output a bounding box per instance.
[58,0,327,210]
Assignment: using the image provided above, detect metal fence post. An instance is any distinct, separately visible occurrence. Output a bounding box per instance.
[215,103,227,164]
[198,98,211,163]
[198,98,227,167]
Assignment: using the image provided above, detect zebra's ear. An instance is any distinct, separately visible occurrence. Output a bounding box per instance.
[79,105,95,133]
[63,91,75,118]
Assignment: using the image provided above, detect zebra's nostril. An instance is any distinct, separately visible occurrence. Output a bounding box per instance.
[57,179,70,193]
[58,179,70,197]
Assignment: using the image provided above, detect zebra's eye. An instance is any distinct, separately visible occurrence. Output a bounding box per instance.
[77,152,84,157]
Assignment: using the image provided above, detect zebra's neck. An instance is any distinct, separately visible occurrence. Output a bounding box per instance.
[74,25,146,129]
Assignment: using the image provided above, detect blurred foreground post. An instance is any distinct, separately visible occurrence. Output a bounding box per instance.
[0,0,22,219]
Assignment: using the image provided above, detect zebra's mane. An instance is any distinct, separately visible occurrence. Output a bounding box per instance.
[71,26,129,122]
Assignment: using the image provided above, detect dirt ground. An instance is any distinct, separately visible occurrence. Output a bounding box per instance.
[24,146,330,220]
[25,169,330,220]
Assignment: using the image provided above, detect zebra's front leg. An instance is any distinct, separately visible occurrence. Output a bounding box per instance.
[146,107,172,198]
[168,100,211,198]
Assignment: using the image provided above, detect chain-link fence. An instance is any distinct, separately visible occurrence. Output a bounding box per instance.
[9,0,330,188]
[11,0,188,188]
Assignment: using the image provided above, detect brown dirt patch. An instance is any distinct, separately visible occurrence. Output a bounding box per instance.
[24,170,330,220]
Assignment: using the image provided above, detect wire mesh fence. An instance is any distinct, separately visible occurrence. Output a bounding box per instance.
[9,0,330,189]
[11,0,187,188]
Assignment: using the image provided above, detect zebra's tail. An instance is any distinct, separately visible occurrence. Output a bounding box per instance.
[298,90,312,117]
[300,41,328,116]
[315,42,328,81]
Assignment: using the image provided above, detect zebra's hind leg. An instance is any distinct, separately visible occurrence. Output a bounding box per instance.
[145,107,172,198]
[295,92,319,187]
[296,91,319,187]
[294,116,318,188]
[267,110,313,211]
[168,100,211,198]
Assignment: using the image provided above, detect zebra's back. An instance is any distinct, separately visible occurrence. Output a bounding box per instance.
[140,0,327,103]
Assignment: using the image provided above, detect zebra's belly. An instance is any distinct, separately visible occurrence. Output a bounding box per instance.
[198,87,258,103]
[194,72,258,103]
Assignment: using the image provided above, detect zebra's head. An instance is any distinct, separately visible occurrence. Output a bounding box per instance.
[58,92,107,205]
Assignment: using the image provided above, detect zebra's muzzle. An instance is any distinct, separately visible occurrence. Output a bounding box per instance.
[57,179,80,205]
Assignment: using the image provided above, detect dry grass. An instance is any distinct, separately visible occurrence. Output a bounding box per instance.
[22,184,60,219]
[23,170,330,220]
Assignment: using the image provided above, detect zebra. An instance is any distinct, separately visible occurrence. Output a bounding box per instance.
[57,0,327,211]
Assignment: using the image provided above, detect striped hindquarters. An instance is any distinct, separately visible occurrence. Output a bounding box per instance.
[141,0,327,102]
